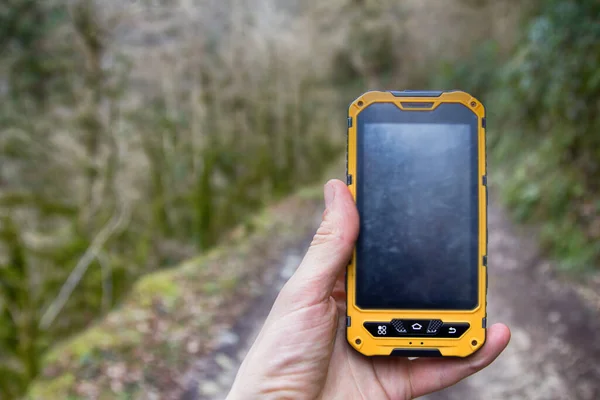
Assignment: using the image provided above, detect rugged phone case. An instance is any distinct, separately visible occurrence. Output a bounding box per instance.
[346,90,488,357]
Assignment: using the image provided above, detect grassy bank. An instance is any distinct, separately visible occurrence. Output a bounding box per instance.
[26,183,327,399]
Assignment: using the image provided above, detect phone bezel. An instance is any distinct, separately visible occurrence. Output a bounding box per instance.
[355,104,480,311]
[346,91,487,357]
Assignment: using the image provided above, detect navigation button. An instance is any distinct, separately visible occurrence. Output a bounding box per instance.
[364,322,395,337]
[403,320,434,335]
[439,323,470,338]
[391,319,407,334]
[370,320,451,337]
[426,320,443,334]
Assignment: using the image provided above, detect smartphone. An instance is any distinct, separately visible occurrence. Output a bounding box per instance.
[345,90,487,357]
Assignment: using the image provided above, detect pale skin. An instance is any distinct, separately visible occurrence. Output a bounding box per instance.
[228,179,511,399]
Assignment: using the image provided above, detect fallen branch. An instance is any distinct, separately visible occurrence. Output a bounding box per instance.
[39,198,130,330]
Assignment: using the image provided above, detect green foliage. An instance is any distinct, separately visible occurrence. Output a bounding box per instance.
[433,41,501,100]
[0,0,70,105]
[509,0,600,122]
[438,0,600,272]
[500,0,600,271]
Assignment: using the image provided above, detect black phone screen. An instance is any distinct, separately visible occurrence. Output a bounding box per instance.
[355,121,479,310]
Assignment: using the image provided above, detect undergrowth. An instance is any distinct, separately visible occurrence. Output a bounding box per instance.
[436,0,600,273]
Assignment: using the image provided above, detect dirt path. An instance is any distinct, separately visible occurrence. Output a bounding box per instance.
[424,202,600,400]
[179,230,316,400]
[183,201,600,400]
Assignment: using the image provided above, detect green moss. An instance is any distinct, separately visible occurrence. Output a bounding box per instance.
[219,276,240,292]
[44,322,143,368]
[27,373,76,399]
[130,271,181,308]
[202,281,221,295]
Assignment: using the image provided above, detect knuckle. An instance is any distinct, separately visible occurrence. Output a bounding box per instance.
[310,219,341,247]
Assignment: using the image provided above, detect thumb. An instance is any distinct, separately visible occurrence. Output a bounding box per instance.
[279,179,359,310]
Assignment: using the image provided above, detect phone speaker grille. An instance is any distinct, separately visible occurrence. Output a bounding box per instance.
[400,102,434,109]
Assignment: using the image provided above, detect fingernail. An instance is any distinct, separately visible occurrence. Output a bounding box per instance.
[324,182,336,208]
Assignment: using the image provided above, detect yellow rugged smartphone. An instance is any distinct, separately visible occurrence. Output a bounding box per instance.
[346,90,487,357]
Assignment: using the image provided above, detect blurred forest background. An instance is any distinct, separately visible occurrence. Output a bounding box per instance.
[0,0,599,398]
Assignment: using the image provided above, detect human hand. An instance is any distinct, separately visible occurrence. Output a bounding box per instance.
[227,179,510,399]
